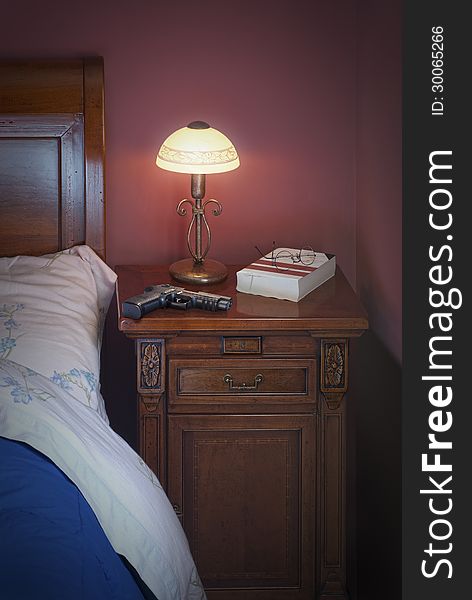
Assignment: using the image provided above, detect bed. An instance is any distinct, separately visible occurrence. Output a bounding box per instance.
[0,58,205,600]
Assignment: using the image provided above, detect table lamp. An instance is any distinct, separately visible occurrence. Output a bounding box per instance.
[156,121,239,285]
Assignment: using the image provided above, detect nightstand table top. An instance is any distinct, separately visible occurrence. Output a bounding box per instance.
[116,265,368,336]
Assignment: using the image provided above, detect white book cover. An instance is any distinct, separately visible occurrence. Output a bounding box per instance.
[236,248,336,302]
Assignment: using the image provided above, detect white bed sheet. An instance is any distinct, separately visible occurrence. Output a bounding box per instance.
[0,358,206,600]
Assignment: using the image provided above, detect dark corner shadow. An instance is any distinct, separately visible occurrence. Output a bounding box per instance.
[100,293,139,451]
[348,331,402,600]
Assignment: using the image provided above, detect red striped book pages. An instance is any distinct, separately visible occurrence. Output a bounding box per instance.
[236,248,336,302]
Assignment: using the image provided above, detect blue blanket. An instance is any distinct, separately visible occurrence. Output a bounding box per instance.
[0,436,149,600]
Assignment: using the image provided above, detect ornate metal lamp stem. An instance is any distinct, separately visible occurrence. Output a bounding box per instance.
[192,174,205,263]
[176,173,223,269]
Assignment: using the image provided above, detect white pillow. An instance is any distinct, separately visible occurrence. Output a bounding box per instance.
[0,246,116,421]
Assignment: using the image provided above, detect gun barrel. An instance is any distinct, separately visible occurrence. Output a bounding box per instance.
[216,297,232,310]
[189,289,232,311]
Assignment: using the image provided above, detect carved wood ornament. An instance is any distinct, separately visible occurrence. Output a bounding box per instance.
[137,339,165,394]
[320,340,348,410]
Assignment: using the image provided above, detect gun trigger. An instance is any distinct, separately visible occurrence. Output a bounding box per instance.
[169,297,192,310]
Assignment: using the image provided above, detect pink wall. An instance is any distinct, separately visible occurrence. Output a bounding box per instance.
[1,0,402,369]
[2,0,357,284]
[2,4,402,597]
[356,0,402,362]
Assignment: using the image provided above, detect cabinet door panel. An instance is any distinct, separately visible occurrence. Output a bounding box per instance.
[168,414,316,599]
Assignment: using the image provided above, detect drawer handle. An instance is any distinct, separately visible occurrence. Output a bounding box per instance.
[223,373,264,391]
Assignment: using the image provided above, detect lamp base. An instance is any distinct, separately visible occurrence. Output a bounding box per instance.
[169,258,228,285]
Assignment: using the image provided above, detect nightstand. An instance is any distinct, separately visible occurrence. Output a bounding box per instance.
[116,265,367,600]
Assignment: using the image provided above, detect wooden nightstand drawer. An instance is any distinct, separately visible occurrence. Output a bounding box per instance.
[168,357,316,411]
[166,334,317,356]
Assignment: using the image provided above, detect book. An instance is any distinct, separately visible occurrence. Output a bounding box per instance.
[236,248,336,302]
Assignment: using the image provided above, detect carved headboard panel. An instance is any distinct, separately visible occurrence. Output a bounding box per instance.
[0,58,105,259]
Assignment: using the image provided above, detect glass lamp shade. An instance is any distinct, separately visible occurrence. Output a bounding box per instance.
[156,122,240,174]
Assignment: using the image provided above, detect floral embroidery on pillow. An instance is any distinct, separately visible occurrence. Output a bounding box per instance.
[50,368,97,406]
[1,304,98,409]
[0,304,24,359]
[0,361,54,404]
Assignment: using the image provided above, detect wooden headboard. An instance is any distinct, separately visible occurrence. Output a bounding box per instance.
[0,58,105,259]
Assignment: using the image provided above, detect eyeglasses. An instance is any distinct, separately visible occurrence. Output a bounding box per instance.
[255,242,316,272]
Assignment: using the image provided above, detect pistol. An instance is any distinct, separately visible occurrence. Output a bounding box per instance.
[122,283,232,319]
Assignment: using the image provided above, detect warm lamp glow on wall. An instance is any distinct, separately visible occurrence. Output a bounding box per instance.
[156,121,239,285]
